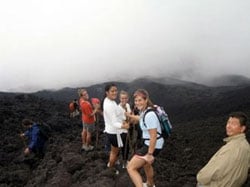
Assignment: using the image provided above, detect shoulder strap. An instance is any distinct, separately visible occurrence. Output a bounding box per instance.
[142,109,162,139]
[142,109,155,127]
[143,108,162,127]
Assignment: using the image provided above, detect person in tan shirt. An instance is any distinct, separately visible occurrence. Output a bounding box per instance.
[197,112,250,187]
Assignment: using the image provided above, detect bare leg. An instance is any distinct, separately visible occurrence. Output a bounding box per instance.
[109,146,120,167]
[127,156,146,187]
[86,131,92,146]
[143,162,154,186]
[81,128,87,145]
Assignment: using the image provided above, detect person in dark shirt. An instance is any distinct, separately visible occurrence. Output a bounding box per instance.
[20,119,47,158]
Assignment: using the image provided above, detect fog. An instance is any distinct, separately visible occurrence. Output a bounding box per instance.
[1,0,250,92]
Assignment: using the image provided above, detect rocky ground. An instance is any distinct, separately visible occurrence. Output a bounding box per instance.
[0,93,249,187]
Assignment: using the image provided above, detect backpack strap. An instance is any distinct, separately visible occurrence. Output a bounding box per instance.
[142,109,162,140]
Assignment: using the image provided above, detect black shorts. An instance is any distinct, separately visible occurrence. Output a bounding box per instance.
[107,133,127,148]
[135,144,162,157]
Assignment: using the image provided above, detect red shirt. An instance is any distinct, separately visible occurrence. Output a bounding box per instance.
[79,98,95,124]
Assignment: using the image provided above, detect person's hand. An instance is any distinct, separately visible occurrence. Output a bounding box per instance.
[122,121,130,129]
[125,112,131,118]
[126,113,140,123]
[144,154,155,164]
[135,154,155,164]
[20,133,25,138]
[24,147,30,155]
[93,103,100,110]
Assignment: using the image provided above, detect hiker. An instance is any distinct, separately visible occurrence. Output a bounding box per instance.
[79,88,99,151]
[20,119,47,158]
[196,111,250,187]
[119,90,132,114]
[91,97,103,124]
[91,97,103,148]
[118,90,132,168]
[128,104,143,153]
[127,89,164,187]
[103,83,130,173]
[69,99,80,118]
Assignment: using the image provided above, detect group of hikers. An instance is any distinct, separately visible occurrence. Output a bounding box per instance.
[20,83,250,187]
[70,84,165,187]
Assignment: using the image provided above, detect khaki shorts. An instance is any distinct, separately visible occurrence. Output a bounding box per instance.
[82,123,95,133]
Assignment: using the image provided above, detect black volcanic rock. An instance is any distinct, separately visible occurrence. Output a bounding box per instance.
[0,80,250,186]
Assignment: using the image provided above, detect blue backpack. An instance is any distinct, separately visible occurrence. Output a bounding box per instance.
[143,105,172,139]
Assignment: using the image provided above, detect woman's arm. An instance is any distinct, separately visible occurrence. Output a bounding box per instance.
[142,128,157,164]
[126,112,140,124]
[147,128,157,154]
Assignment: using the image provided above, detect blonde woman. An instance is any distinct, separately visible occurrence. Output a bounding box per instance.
[118,90,132,168]
[79,88,98,151]
[127,89,164,187]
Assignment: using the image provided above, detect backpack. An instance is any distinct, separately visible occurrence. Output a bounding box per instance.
[69,101,77,112]
[143,105,172,139]
[37,123,51,141]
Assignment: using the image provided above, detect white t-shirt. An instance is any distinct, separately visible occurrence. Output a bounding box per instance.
[118,103,132,121]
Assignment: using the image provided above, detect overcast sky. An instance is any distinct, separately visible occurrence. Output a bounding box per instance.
[1,0,250,92]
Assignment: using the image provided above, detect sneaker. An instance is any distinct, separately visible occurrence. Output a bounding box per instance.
[107,161,118,167]
[143,183,156,187]
[107,159,121,168]
[115,169,119,175]
[81,144,87,150]
[122,161,128,168]
[85,145,94,151]
[115,159,120,165]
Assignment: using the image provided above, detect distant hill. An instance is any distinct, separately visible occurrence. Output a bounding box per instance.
[33,77,209,101]
[30,76,250,123]
[202,74,250,87]
[1,75,250,123]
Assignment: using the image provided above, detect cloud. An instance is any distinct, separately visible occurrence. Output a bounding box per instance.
[0,0,250,92]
